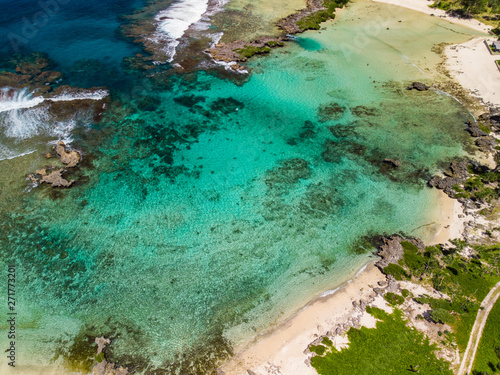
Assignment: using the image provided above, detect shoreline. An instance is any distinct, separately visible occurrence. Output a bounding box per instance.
[218,261,385,375]
[219,1,492,374]
[218,189,467,375]
[371,0,492,33]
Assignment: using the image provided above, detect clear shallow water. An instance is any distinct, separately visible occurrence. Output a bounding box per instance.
[0,0,482,374]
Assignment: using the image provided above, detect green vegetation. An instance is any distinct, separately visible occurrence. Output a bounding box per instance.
[310,307,453,375]
[384,292,405,306]
[267,41,284,47]
[431,0,500,21]
[383,263,408,280]
[453,167,500,202]
[473,297,500,374]
[297,10,336,30]
[297,0,349,30]
[95,352,105,363]
[234,45,272,59]
[383,240,500,351]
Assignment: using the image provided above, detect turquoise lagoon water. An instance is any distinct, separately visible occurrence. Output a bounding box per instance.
[0,0,484,373]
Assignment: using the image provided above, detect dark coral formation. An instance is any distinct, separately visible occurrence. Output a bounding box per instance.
[264,158,311,188]
[317,102,346,122]
[406,82,430,91]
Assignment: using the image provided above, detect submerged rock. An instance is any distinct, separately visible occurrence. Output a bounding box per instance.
[383,158,400,168]
[318,102,346,122]
[406,82,430,91]
[35,168,75,188]
[56,141,81,168]
[265,158,311,188]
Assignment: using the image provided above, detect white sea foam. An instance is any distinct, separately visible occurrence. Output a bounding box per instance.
[0,144,36,161]
[0,87,108,114]
[156,0,209,61]
[0,88,108,160]
[48,89,109,102]
[0,88,45,112]
[154,0,229,62]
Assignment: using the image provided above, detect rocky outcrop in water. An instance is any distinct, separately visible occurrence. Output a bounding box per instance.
[277,0,327,33]
[92,337,128,375]
[56,141,81,168]
[205,36,287,65]
[207,0,346,68]
[383,158,400,168]
[406,82,430,91]
[34,167,75,188]
[465,120,488,137]
[27,142,82,189]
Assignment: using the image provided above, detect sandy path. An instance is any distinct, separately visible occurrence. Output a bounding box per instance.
[457,281,500,375]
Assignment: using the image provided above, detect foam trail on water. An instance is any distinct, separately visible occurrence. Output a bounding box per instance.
[156,0,209,61]
[0,88,108,160]
[48,89,109,102]
[0,88,108,113]
[0,88,45,112]
[0,145,36,161]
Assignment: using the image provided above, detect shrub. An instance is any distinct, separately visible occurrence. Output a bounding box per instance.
[383,264,408,280]
[384,292,405,306]
[430,308,456,324]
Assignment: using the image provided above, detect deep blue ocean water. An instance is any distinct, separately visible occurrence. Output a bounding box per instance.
[0,0,483,373]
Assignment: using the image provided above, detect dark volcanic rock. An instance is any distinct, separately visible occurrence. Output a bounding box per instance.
[475,136,497,151]
[429,160,469,197]
[406,82,430,91]
[376,235,424,270]
[445,160,470,179]
[465,121,488,137]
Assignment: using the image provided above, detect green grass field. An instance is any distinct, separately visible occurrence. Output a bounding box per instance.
[473,298,500,374]
[310,307,453,375]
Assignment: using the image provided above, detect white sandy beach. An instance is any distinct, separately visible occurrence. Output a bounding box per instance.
[218,190,467,375]
[371,0,491,33]
[446,37,500,107]
[373,0,500,108]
